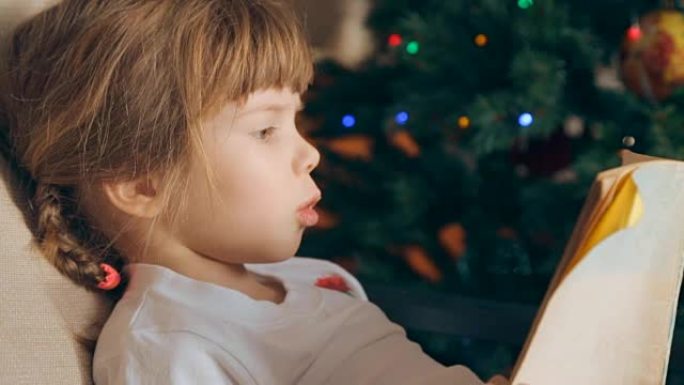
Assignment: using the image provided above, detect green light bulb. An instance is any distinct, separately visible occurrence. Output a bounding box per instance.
[518,0,533,9]
[406,41,420,55]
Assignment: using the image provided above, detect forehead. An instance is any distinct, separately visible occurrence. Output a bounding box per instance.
[204,88,302,130]
[237,88,302,116]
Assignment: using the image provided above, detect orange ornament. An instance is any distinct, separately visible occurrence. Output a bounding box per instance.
[438,223,467,260]
[402,245,442,283]
[324,135,374,161]
[389,130,421,158]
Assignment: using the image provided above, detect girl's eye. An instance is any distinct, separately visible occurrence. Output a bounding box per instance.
[254,126,276,141]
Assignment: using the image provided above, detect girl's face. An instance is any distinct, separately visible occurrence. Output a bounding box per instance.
[172,87,321,265]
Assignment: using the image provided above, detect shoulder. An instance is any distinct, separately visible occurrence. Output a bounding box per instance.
[94,292,255,383]
[247,256,368,301]
[94,329,253,385]
[94,290,241,364]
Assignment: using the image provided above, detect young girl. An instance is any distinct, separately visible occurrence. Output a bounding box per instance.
[0,1,509,384]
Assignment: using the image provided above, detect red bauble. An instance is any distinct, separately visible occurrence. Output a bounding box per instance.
[620,9,684,100]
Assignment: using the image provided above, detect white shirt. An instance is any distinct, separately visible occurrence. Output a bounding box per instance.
[93,256,484,385]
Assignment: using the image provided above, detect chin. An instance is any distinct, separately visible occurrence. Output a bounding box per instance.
[266,241,301,262]
[276,254,296,262]
[252,253,294,264]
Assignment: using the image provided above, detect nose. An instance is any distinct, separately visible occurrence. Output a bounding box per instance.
[296,133,320,175]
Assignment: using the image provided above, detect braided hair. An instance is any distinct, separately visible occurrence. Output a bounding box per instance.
[1,123,128,299]
[32,181,127,298]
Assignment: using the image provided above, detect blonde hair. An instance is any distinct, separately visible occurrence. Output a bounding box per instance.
[0,0,314,298]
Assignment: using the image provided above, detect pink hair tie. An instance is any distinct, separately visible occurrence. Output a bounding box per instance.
[97,263,121,290]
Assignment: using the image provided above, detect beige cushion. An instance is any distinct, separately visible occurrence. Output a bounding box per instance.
[0,154,113,385]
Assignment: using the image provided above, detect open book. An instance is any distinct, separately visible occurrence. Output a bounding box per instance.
[510,150,684,385]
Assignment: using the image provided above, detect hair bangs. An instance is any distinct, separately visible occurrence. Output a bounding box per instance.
[200,0,314,118]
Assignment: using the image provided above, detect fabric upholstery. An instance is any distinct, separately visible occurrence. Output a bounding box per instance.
[0,154,113,385]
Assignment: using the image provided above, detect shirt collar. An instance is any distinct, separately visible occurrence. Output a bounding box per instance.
[122,262,323,325]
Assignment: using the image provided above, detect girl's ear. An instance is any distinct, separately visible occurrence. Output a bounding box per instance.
[101,175,164,219]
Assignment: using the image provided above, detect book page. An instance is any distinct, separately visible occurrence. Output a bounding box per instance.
[511,155,684,385]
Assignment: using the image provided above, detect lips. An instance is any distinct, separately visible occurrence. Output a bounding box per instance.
[297,191,322,227]
[297,191,322,212]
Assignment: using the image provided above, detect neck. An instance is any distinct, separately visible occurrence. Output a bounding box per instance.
[159,251,252,288]
[119,229,255,290]
[108,219,285,302]
[139,243,285,304]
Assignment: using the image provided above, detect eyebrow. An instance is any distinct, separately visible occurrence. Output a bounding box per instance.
[237,99,304,117]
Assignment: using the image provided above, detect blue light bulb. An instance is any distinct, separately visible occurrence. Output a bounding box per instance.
[395,111,409,125]
[342,114,356,128]
[518,113,533,127]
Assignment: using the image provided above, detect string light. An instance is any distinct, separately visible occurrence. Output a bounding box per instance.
[626,24,642,41]
[518,113,534,127]
[406,41,420,55]
[474,34,488,47]
[458,116,470,129]
[388,33,403,47]
[342,114,356,128]
[395,111,409,125]
[518,0,533,9]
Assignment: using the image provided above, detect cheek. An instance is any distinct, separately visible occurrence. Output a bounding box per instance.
[214,150,282,201]
[174,165,292,256]
[206,144,293,222]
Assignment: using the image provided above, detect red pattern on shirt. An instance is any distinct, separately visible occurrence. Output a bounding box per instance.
[314,274,351,293]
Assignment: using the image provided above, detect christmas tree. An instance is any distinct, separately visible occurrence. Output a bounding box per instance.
[298,0,684,381]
